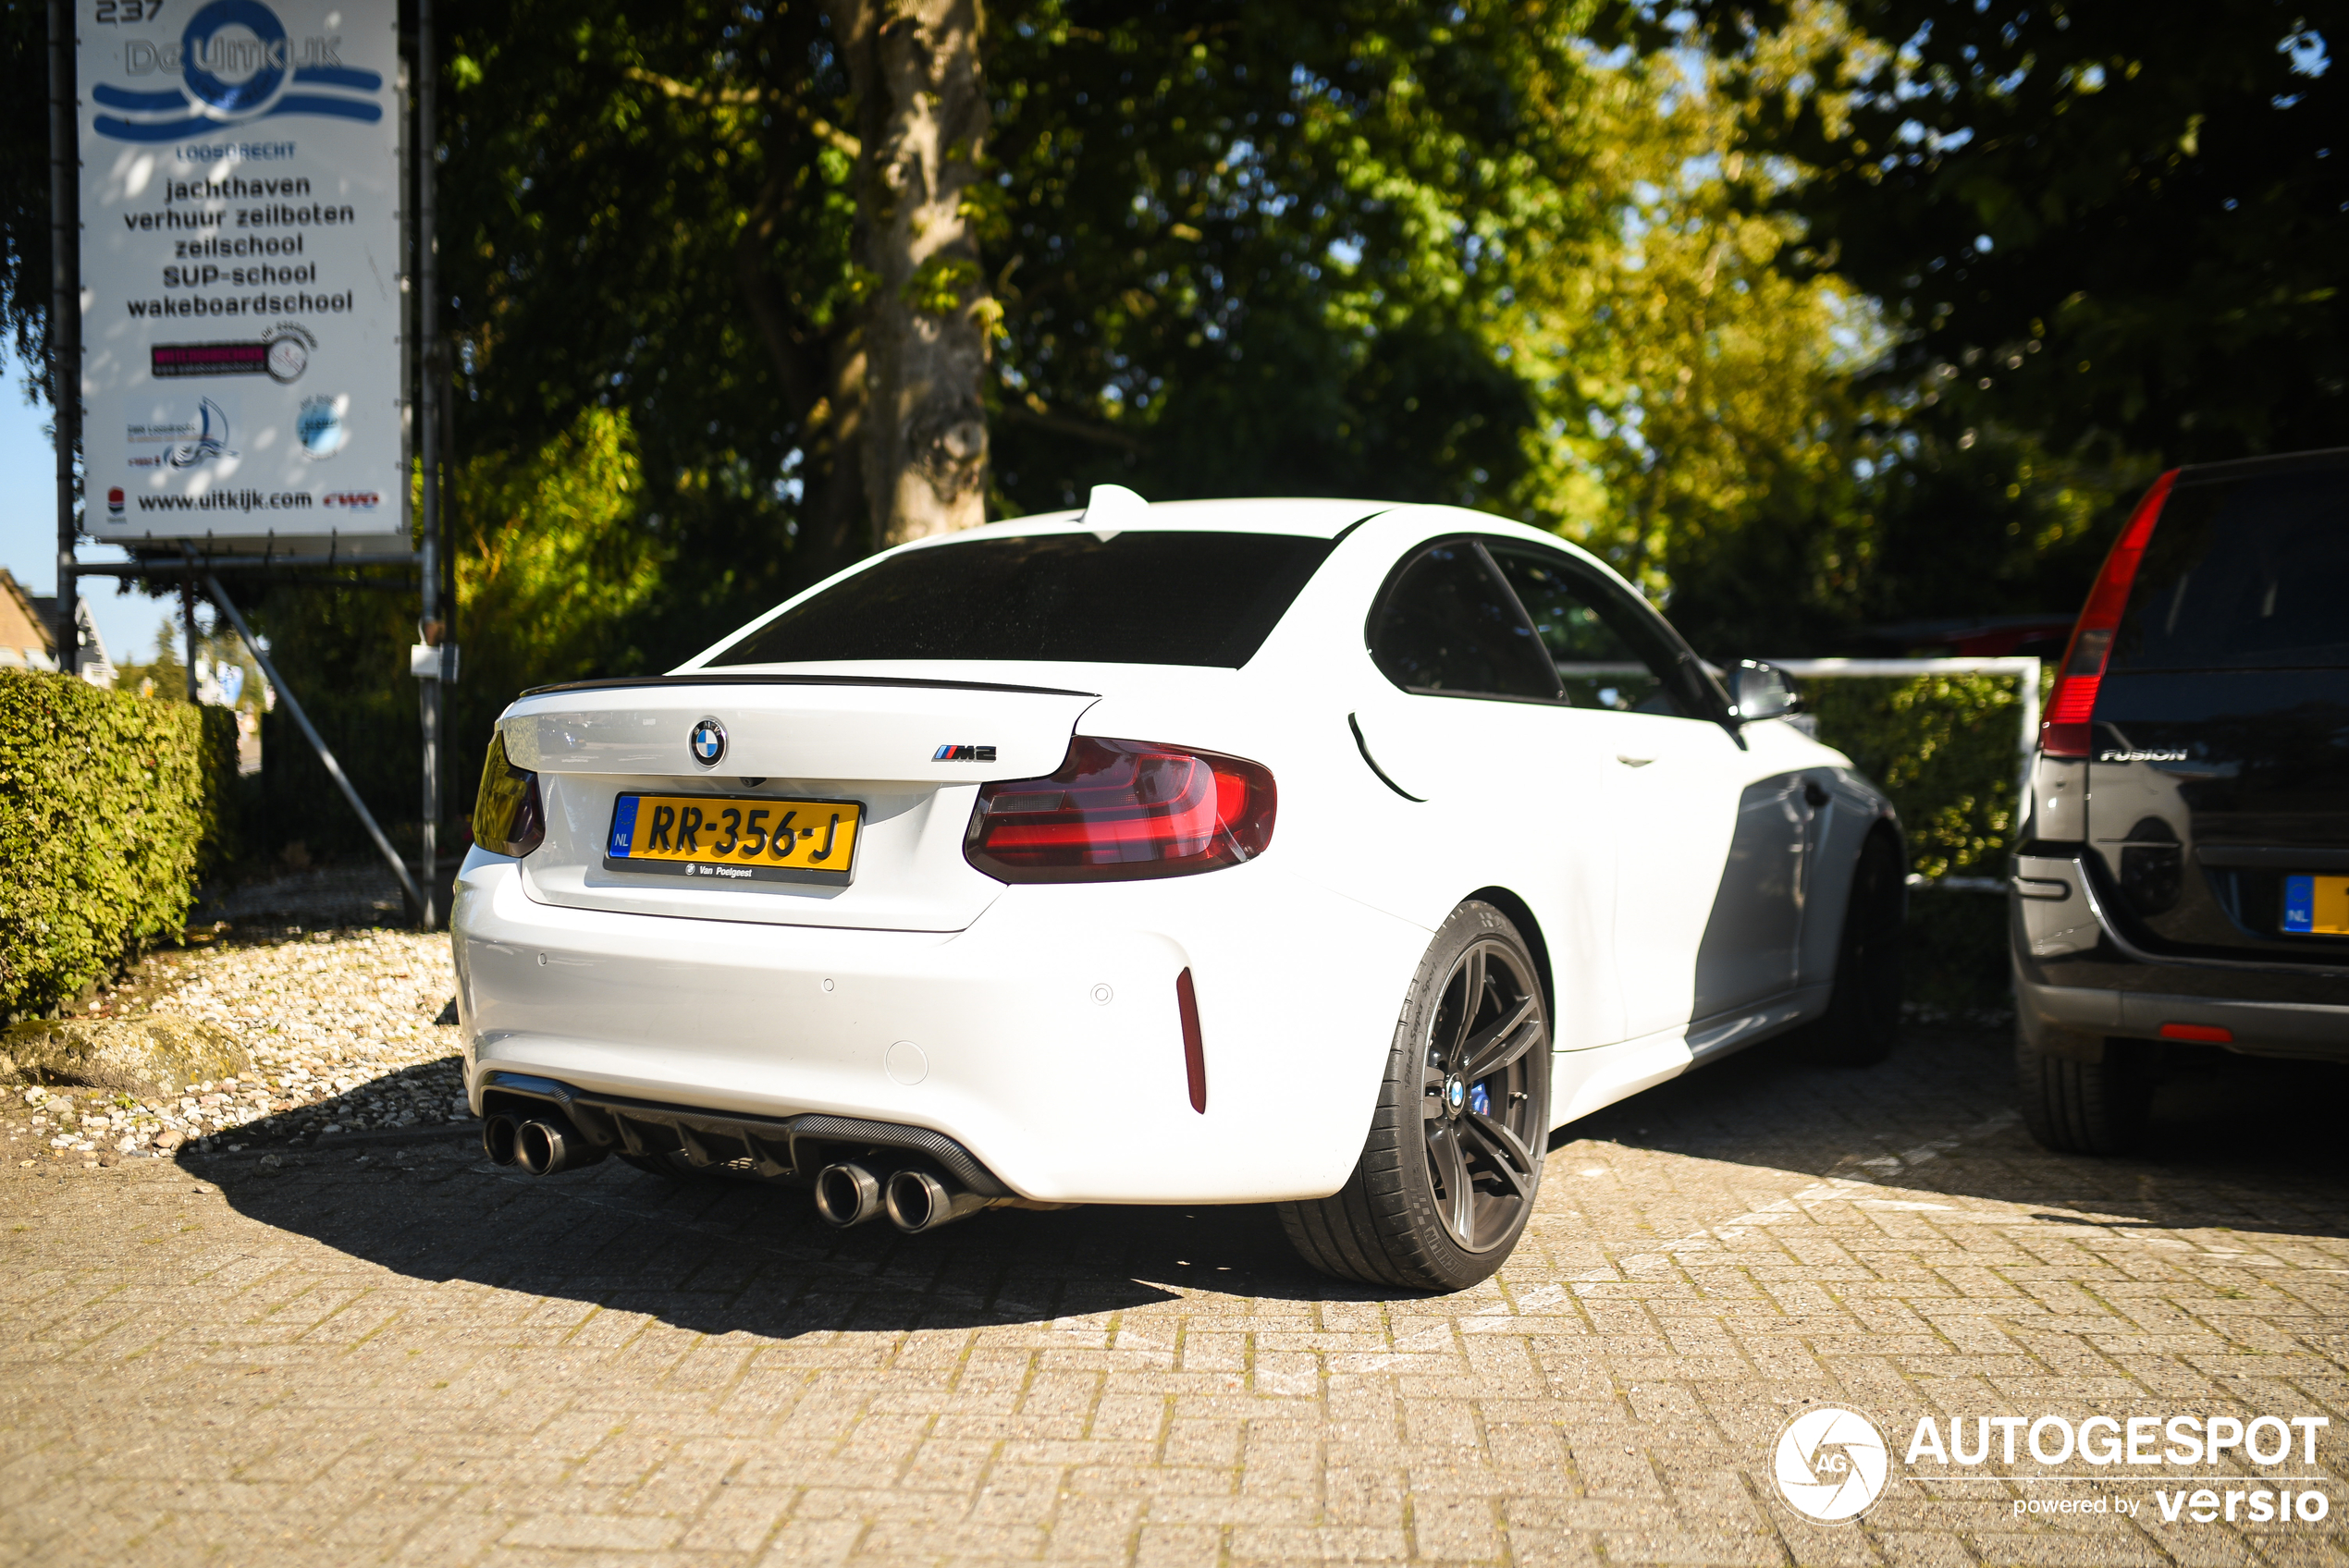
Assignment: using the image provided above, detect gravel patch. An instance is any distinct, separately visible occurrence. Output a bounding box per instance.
[194,864,416,928]
[3,929,462,1170]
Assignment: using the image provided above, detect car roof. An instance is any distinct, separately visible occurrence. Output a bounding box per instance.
[937,495,1636,598]
[965,497,1395,541]
[672,495,1657,675]
[2174,445,2349,485]
[958,496,1617,561]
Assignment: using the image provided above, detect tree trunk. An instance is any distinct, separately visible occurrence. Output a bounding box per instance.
[801,326,874,579]
[825,0,993,549]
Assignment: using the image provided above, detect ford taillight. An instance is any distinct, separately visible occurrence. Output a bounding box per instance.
[2041,470,2177,759]
[965,737,1276,882]
[473,732,547,858]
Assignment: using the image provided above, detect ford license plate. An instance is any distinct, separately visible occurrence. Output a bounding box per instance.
[603,793,861,885]
[2282,874,2348,936]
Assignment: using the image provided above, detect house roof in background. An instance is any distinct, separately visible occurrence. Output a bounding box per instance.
[0,568,53,660]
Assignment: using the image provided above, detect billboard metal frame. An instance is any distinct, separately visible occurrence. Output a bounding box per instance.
[49,0,449,926]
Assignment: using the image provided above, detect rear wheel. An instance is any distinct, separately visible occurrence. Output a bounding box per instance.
[1280,901,1551,1292]
[1793,830,1905,1066]
[2017,1023,2151,1154]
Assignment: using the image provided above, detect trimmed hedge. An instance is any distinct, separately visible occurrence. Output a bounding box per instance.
[1806,671,2044,1012]
[0,672,235,1019]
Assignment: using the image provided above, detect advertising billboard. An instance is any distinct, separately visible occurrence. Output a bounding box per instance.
[77,0,404,548]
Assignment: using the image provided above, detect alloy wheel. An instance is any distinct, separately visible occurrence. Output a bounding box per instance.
[1418,937,1546,1252]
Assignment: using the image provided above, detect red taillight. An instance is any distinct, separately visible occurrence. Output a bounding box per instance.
[472,732,547,858]
[2042,470,2178,758]
[508,774,547,858]
[964,736,1276,882]
[2159,1022,2232,1044]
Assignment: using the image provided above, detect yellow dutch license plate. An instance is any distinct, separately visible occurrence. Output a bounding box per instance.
[2282,874,2348,936]
[603,793,862,885]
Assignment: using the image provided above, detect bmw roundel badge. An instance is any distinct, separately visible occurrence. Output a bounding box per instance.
[689,717,728,768]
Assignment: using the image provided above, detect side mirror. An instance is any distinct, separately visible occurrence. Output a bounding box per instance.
[1726,660,1799,724]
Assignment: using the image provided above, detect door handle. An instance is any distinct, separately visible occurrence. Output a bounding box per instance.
[1616,754,1654,768]
[1803,780,1830,808]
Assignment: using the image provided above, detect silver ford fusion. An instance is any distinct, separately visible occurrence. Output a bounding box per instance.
[453,488,1903,1291]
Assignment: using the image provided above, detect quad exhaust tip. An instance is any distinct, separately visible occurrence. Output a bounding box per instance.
[481,1113,519,1167]
[818,1162,993,1232]
[814,1162,883,1228]
[507,1114,607,1176]
[515,1119,564,1175]
[884,1168,991,1233]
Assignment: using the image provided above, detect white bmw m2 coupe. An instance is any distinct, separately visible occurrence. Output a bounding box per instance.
[454,489,1903,1290]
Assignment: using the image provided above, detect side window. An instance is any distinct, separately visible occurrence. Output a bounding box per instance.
[1486,543,1711,719]
[1369,541,1561,701]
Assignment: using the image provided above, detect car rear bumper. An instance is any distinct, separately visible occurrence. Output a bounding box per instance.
[2012,851,2349,1060]
[449,850,1432,1204]
[2016,969,2349,1060]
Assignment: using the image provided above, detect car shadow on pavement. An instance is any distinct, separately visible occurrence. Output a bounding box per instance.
[178,1062,1392,1337]
[1569,1021,2349,1242]
[181,1026,2349,1339]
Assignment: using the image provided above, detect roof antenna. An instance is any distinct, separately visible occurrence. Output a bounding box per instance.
[1081,484,1149,541]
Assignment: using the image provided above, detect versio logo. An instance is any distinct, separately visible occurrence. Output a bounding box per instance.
[1773,1407,1890,1524]
[1904,1413,2332,1527]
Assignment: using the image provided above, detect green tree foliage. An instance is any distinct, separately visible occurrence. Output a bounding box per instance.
[438,0,830,650]
[982,2,1918,660]
[982,1,1597,511]
[1662,421,2157,658]
[0,3,54,376]
[1672,0,2345,463]
[442,0,988,573]
[427,1,1851,657]
[447,408,666,805]
[1510,40,1884,621]
[432,0,1635,588]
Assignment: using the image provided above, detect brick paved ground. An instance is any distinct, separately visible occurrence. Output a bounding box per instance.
[3,1001,2344,1567]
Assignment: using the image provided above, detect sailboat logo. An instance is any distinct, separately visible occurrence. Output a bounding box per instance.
[168,398,236,468]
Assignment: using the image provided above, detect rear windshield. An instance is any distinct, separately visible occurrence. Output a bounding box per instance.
[707,530,1334,668]
[2113,469,2349,671]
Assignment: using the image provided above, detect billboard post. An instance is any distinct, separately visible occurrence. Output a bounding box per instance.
[48,0,79,672]
[416,0,440,927]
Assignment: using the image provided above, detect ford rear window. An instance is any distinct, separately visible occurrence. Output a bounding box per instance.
[707,531,1335,668]
[2111,467,2349,671]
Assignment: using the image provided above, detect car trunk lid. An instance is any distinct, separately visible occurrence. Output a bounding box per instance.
[502,675,1098,931]
[2087,456,2349,957]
